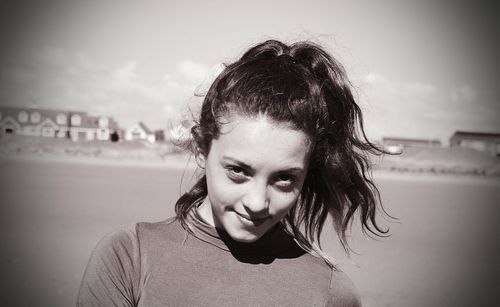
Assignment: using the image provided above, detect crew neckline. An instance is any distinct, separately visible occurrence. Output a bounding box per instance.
[184,207,305,259]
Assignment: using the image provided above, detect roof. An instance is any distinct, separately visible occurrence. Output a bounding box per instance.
[450,131,500,140]
[382,137,441,145]
[107,117,120,130]
[78,114,98,129]
[0,106,74,125]
[137,122,153,134]
[0,106,121,130]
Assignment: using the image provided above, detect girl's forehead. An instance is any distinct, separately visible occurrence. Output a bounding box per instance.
[210,114,312,168]
[218,113,303,135]
[218,114,308,142]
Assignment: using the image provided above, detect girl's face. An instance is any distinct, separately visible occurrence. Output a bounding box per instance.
[197,114,311,243]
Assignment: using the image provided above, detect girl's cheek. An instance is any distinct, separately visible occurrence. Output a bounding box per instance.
[270,192,299,214]
[212,182,244,206]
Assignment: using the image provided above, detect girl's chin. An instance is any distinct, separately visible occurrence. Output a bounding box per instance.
[231,236,260,243]
[223,224,269,243]
[222,216,273,242]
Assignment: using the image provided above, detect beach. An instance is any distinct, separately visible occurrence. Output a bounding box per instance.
[1,157,499,306]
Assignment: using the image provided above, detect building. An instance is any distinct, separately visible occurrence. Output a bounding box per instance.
[67,112,121,142]
[382,137,442,148]
[124,122,156,143]
[381,137,442,154]
[0,107,64,137]
[450,131,500,156]
[0,106,121,141]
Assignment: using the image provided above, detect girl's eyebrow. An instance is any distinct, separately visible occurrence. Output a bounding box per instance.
[222,156,253,170]
[221,155,304,174]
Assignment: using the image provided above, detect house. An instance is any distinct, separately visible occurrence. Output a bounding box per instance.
[124,122,156,143]
[382,137,442,148]
[0,106,121,141]
[68,112,121,142]
[450,131,500,156]
[0,111,21,136]
[0,107,70,138]
[381,137,442,154]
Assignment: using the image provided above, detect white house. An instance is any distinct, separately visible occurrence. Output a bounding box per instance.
[124,122,156,143]
[68,112,120,142]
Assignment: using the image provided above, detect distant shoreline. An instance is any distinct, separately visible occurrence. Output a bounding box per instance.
[1,134,499,178]
[2,154,500,187]
[0,150,197,169]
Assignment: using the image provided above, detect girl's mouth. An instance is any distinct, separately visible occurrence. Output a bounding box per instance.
[233,211,269,226]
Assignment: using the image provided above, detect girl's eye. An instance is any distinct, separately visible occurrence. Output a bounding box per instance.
[273,174,297,189]
[226,166,248,182]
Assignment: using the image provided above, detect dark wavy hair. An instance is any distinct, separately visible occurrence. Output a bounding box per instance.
[175,39,389,265]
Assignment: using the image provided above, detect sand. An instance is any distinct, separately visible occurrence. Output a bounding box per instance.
[1,157,499,307]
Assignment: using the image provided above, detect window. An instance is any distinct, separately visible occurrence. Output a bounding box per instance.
[23,126,37,136]
[41,126,55,137]
[30,112,41,123]
[18,111,28,123]
[71,114,81,126]
[98,128,108,139]
[98,117,109,127]
[463,140,486,152]
[56,113,67,125]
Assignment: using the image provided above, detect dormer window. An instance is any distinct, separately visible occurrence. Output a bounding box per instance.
[56,113,67,125]
[98,117,109,128]
[30,112,41,123]
[71,114,81,126]
[18,111,28,123]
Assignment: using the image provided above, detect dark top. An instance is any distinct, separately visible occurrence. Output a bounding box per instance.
[77,213,361,306]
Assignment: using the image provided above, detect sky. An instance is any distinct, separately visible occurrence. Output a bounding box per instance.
[0,0,499,143]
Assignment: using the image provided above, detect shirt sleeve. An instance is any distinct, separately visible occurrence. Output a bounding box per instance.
[327,269,362,307]
[77,225,141,307]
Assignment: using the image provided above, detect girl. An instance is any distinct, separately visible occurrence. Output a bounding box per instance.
[77,39,388,306]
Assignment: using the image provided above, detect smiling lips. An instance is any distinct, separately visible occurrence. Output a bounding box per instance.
[233,210,270,226]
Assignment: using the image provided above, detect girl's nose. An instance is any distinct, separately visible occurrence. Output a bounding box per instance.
[242,182,269,217]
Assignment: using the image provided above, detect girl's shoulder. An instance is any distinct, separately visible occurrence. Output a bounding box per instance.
[292,253,361,306]
[136,217,184,238]
[134,217,188,250]
[90,217,185,261]
[98,217,181,244]
[327,269,361,306]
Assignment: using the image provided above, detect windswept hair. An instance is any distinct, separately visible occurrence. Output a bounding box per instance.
[175,39,390,266]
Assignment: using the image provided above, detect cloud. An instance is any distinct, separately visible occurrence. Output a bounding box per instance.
[2,49,497,140]
[450,85,476,104]
[175,60,225,95]
[113,60,138,84]
[176,60,209,84]
[0,47,212,129]
[357,73,500,143]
